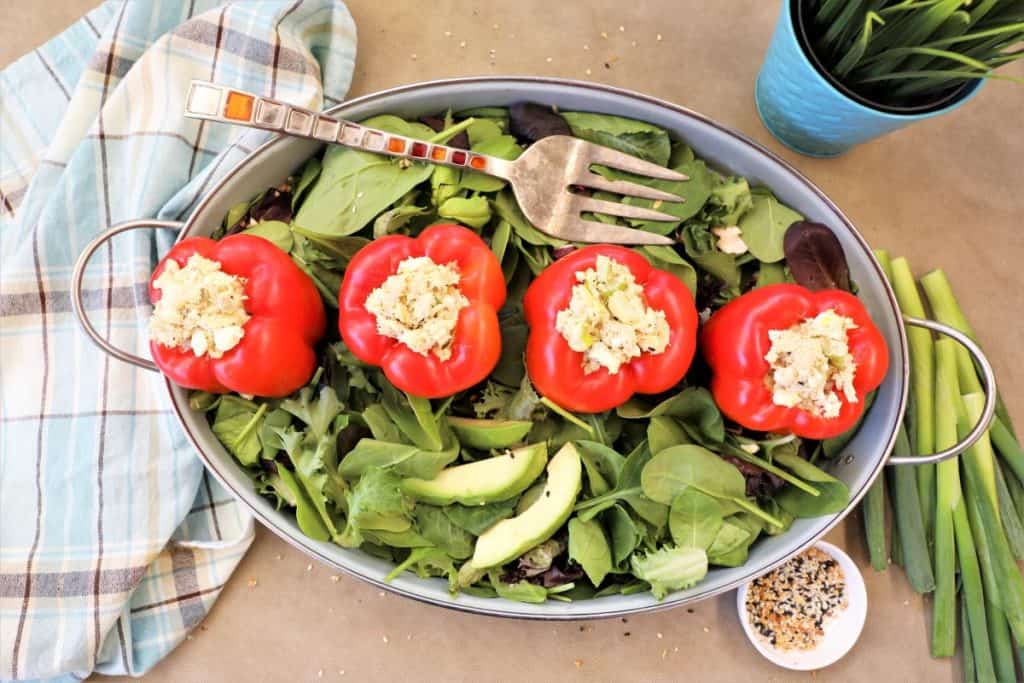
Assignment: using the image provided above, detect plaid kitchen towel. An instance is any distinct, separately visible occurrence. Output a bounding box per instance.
[0,2,356,679]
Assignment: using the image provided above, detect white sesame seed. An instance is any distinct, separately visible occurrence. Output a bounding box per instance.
[306,563,313,572]
[382,635,389,643]
[410,53,417,60]
[330,575,340,583]
[600,31,608,39]
[378,591,385,597]
[275,554,282,560]
[459,40,466,48]
[444,30,451,37]
[546,57,553,63]
[585,68,592,76]
[702,627,710,633]
[318,670,324,678]
[631,40,637,47]
[619,25,625,32]
[583,44,590,51]
[656,632,663,639]
[492,23,499,30]
[656,33,663,41]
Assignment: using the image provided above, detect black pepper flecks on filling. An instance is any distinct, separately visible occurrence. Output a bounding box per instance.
[744,547,848,651]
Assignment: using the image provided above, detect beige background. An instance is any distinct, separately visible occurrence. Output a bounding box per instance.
[3,1,1022,681]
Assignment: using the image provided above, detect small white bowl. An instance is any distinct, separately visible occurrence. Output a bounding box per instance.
[736,541,867,670]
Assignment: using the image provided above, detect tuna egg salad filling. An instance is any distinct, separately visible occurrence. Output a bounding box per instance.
[764,309,858,418]
[364,255,469,360]
[555,255,670,375]
[149,254,250,358]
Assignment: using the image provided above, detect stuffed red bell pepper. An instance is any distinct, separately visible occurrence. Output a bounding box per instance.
[701,283,888,440]
[523,245,698,413]
[338,223,505,398]
[148,234,326,397]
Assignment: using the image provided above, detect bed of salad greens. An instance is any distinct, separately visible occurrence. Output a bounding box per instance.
[192,104,863,603]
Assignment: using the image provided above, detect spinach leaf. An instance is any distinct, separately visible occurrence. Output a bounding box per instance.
[241,220,293,252]
[292,116,435,237]
[373,203,430,239]
[680,223,741,289]
[384,546,453,583]
[604,505,642,566]
[490,219,512,262]
[275,466,331,542]
[491,304,528,387]
[756,261,789,287]
[705,175,754,226]
[647,416,690,455]
[774,453,851,517]
[415,505,475,559]
[363,528,433,548]
[639,245,698,295]
[438,195,492,228]
[736,190,804,263]
[629,546,708,599]
[591,157,714,235]
[783,221,852,292]
[706,518,752,564]
[443,498,517,535]
[575,440,626,494]
[560,112,671,166]
[575,442,667,527]
[211,397,268,466]
[568,517,613,586]
[291,156,321,210]
[618,387,724,446]
[640,444,746,505]
[493,189,565,247]
[337,439,419,478]
[669,488,724,550]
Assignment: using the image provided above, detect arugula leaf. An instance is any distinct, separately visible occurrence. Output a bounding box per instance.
[258,408,293,461]
[488,571,549,604]
[293,116,435,237]
[211,397,269,467]
[704,175,754,226]
[629,546,708,599]
[604,504,642,566]
[275,466,331,542]
[443,498,517,535]
[380,387,443,451]
[241,220,293,252]
[669,488,723,550]
[415,505,475,559]
[276,428,342,541]
[560,112,672,166]
[736,190,804,263]
[568,517,613,586]
[340,468,414,547]
[281,386,344,441]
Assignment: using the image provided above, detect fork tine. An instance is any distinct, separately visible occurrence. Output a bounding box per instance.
[552,217,675,246]
[577,172,684,202]
[573,196,680,223]
[584,145,689,181]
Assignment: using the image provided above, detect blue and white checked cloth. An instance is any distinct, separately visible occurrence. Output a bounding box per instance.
[0,2,356,679]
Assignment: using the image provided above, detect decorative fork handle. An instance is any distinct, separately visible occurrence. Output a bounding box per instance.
[184,80,514,180]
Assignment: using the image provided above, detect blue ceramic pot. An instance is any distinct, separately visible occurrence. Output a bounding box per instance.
[756,0,983,157]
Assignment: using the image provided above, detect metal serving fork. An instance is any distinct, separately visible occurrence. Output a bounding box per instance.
[183,80,685,246]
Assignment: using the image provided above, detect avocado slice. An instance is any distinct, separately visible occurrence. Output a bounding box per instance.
[401,443,547,506]
[470,443,583,570]
[447,416,533,450]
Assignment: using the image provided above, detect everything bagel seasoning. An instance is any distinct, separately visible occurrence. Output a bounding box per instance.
[745,547,848,651]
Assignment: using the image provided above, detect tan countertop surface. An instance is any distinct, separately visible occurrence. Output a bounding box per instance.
[4,1,1023,681]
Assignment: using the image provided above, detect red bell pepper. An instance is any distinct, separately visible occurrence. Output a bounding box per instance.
[149,234,326,397]
[338,224,506,398]
[701,283,889,439]
[523,245,699,413]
